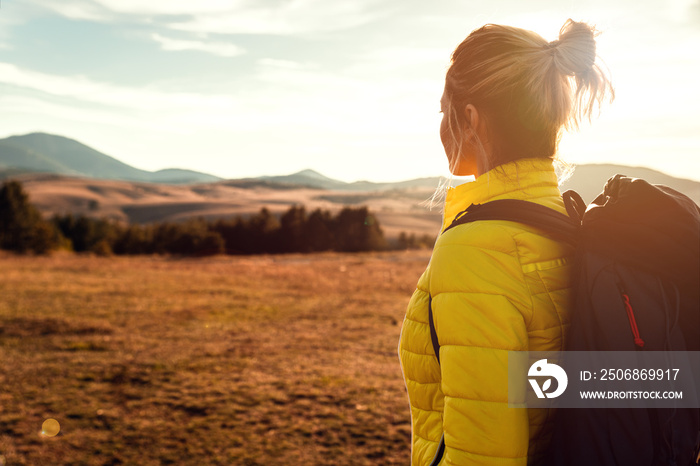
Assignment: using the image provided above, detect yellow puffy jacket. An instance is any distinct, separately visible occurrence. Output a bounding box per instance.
[398,157,574,465]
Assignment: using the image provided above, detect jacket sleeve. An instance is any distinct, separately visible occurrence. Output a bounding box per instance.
[429,225,533,465]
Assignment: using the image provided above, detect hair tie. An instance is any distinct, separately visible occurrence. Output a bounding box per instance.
[544,39,560,57]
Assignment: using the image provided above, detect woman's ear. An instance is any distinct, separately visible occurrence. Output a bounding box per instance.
[464,104,490,144]
[463,104,480,141]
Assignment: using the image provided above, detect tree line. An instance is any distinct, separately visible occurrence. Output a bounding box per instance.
[0,180,433,256]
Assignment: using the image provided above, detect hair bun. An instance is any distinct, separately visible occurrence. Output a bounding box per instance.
[552,19,596,76]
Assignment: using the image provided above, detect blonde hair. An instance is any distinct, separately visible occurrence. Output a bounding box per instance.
[444,19,614,168]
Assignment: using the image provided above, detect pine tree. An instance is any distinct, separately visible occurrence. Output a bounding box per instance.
[279,205,307,252]
[0,180,60,253]
[333,206,387,252]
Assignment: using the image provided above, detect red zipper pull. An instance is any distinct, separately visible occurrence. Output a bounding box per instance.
[622,293,645,348]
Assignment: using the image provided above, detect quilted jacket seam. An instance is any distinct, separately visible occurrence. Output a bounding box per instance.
[528,324,569,333]
[411,405,443,413]
[534,268,565,348]
[444,395,509,404]
[445,443,528,459]
[403,315,430,326]
[433,240,512,256]
[431,290,528,297]
[531,286,569,294]
[400,347,440,359]
[500,224,534,328]
[439,343,521,351]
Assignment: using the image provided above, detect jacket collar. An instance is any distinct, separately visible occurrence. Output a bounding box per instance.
[442,157,564,231]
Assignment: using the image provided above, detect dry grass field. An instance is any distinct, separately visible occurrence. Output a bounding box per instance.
[0,250,431,465]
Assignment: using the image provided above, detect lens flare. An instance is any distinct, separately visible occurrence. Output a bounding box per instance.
[41,418,60,437]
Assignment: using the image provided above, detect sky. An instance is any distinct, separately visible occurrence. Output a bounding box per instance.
[0,0,699,183]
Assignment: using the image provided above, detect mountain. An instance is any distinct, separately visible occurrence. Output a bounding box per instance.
[9,157,698,242]
[0,133,221,184]
[255,170,447,191]
[0,139,79,175]
[148,168,222,184]
[561,164,700,203]
[253,166,700,203]
[258,169,348,190]
[1,132,697,203]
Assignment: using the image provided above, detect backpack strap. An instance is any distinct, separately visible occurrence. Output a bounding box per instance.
[428,297,445,465]
[428,296,440,364]
[444,198,580,245]
[562,190,587,223]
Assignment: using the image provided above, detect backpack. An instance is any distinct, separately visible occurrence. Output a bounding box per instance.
[427,174,700,465]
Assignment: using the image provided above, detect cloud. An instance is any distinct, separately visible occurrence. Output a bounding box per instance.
[666,0,700,22]
[28,0,389,35]
[151,33,245,57]
[0,62,233,112]
[0,61,407,135]
[351,47,449,76]
[27,0,112,21]
[27,0,228,21]
[257,58,315,70]
[0,95,165,132]
[90,0,243,16]
[362,47,448,64]
[692,0,700,22]
[168,1,387,36]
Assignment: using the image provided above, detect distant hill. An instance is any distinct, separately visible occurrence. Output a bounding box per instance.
[255,169,447,192]
[561,164,700,203]
[6,162,698,242]
[0,133,221,184]
[0,139,77,174]
[148,168,221,184]
[258,169,347,190]
[4,132,696,202]
[251,166,700,203]
[1,132,698,238]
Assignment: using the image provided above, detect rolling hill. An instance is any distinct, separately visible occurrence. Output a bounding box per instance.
[560,163,700,203]
[1,132,698,240]
[0,133,221,184]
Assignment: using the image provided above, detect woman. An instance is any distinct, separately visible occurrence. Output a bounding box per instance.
[398,20,613,465]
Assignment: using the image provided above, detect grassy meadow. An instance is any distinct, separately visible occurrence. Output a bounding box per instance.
[0,250,431,465]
